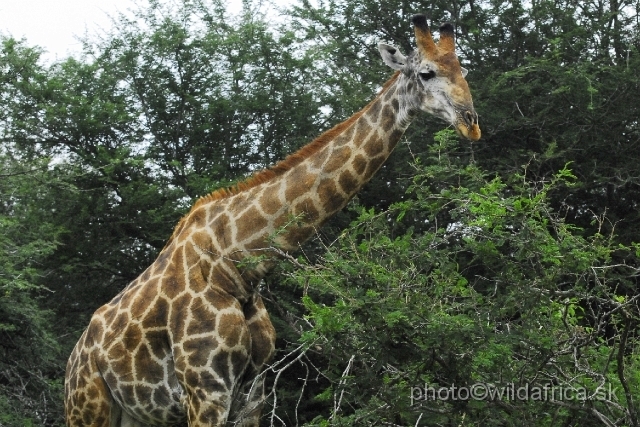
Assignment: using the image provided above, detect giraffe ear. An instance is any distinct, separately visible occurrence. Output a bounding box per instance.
[461,67,468,77]
[378,43,407,71]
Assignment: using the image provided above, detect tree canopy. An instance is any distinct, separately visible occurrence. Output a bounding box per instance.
[0,0,638,425]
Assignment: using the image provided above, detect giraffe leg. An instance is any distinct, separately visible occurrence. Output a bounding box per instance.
[118,409,158,427]
[172,305,255,426]
[228,295,276,426]
[228,365,266,427]
[65,347,115,427]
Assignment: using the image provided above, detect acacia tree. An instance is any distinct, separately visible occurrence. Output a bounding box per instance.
[0,38,67,427]
[0,158,64,426]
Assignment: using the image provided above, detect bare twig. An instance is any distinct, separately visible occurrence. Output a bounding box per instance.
[330,354,355,420]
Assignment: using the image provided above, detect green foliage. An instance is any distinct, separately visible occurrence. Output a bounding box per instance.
[0,155,65,426]
[277,131,639,425]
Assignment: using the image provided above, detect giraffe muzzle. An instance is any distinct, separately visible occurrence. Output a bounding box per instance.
[456,109,481,141]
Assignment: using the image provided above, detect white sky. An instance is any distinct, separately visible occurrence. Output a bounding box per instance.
[0,0,138,61]
[0,0,289,62]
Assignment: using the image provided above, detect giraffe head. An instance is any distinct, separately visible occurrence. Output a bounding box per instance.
[378,14,481,141]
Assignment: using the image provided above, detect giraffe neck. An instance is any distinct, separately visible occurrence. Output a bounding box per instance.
[241,71,416,252]
[169,72,419,293]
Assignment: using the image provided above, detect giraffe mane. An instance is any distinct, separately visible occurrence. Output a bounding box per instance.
[161,72,401,250]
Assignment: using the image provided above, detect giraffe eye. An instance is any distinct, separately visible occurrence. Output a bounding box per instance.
[419,71,436,80]
[419,71,436,81]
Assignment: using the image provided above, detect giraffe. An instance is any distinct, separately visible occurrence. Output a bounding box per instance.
[64,14,480,427]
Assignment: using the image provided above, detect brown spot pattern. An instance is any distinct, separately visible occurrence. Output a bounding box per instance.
[310,146,330,169]
[364,136,384,157]
[132,281,158,318]
[353,155,367,175]
[285,168,316,201]
[236,207,268,242]
[339,170,359,196]
[259,187,282,215]
[187,299,216,336]
[161,276,182,300]
[188,207,206,229]
[324,146,352,174]
[353,120,372,147]
[170,293,191,342]
[154,250,170,273]
[212,213,230,246]
[187,345,211,368]
[123,324,142,352]
[145,330,168,359]
[218,312,244,348]
[285,226,314,247]
[135,385,153,404]
[381,104,396,132]
[135,345,163,381]
[318,178,346,213]
[188,267,207,293]
[142,297,169,329]
[364,156,386,180]
[367,98,382,122]
[293,198,320,223]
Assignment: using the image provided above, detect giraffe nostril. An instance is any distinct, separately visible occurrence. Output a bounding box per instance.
[464,110,476,125]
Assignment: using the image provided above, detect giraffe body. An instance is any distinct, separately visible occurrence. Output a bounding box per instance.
[65,15,480,427]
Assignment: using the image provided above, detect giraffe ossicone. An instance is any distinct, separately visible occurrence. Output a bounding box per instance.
[65,14,480,427]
